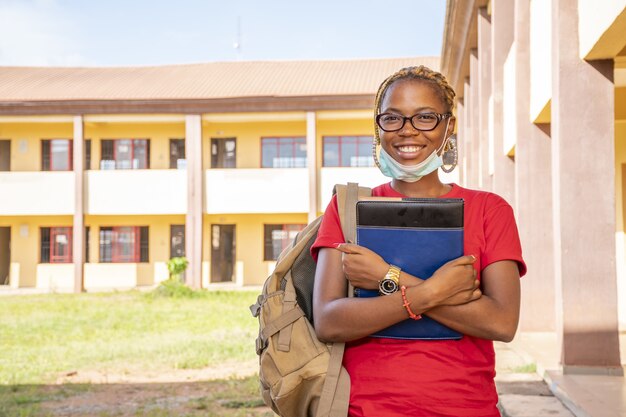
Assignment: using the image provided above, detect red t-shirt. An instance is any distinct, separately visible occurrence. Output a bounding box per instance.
[311,182,526,417]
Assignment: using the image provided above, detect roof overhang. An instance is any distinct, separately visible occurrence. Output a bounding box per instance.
[440,0,489,101]
[0,94,375,116]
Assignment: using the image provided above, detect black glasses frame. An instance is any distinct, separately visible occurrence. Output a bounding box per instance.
[376,112,452,132]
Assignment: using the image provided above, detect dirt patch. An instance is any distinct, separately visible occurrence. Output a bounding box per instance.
[55,360,259,384]
[36,360,273,417]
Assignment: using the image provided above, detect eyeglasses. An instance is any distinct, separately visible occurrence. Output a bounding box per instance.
[376,112,452,132]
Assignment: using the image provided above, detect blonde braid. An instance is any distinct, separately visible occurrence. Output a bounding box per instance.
[372,66,457,168]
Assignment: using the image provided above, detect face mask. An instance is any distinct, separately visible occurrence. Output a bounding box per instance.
[377,119,451,183]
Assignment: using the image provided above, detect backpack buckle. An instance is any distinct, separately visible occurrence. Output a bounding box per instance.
[256,336,267,355]
[250,295,264,317]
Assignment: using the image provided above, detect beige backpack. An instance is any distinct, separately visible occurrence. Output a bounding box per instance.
[250,183,371,417]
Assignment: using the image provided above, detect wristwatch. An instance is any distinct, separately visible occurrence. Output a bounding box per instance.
[379,264,401,295]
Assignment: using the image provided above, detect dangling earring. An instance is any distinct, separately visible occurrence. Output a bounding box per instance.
[441,134,458,173]
[372,135,381,168]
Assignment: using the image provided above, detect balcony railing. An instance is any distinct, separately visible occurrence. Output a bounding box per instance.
[205,168,309,213]
[86,169,186,215]
[0,172,74,215]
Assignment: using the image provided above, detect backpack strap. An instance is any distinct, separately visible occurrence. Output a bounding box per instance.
[316,182,371,417]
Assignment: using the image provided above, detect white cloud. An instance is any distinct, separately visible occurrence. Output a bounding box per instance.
[0,0,89,66]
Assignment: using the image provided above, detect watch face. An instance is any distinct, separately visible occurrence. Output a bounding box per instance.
[380,278,399,295]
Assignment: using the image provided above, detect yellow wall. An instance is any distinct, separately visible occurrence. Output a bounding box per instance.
[86,214,185,286]
[203,213,307,285]
[0,112,376,288]
[0,123,73,171]
[0,215,73,287]
[202,120,307,169]
[85,122,185,170]
[316,118,374,168]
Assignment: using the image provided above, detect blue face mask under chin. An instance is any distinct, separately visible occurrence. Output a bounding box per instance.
[377,119,451,183]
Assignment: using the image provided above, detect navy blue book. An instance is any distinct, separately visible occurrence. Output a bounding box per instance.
[355,198,464,340]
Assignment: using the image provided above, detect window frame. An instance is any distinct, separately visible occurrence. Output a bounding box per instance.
[40,226,73,263]
[100,139,150,170]
[260,136,307,168]
[42,139,73,171]
[322,135,375,167]
[99,226,149,263]
[263,224,306,261]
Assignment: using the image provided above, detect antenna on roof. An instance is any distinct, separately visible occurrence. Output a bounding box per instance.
[233,16,242,60]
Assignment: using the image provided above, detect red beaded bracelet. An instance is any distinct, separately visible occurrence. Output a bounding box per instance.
[400,285,422,320]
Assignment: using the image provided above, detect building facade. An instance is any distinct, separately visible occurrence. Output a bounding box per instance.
[441,0,626,373]
[0,57,454,291]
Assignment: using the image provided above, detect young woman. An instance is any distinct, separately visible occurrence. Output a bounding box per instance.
[311,66,526,417]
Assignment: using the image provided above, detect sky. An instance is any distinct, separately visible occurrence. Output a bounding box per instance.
[0,0,446,67]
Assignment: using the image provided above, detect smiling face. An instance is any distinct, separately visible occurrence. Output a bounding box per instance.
[378,79,455,166]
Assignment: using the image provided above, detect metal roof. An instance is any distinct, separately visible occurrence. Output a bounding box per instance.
[0,57,440,102]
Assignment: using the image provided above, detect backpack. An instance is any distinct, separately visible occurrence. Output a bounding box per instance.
[250,183,372,417]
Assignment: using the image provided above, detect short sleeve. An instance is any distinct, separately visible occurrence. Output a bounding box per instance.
[482,199,527,277]
[310,195,344,262]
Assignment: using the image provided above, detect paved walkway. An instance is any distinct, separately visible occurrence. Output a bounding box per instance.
[497,332,626,417]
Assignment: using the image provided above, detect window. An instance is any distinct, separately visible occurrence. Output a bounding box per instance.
[170,225,185,258]
[0,140,10,171]
[169,139,186,169]
[40,227,72,263]
[100,139,150,170]
[261,137,306,168]
[323,136,374,167]
[99,226,149,263]
[42,139,73,171]
[264,224,306,261]
[211,138,236,168]
[85,140,91,170]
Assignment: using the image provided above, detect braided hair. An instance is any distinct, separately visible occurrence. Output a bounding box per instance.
[371,66,457,167]
[373,65,456,145]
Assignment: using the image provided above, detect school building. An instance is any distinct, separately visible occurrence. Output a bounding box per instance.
[0,57,454,292]
[441,0,626,394]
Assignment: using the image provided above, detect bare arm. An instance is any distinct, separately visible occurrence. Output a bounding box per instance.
[426,261,520,342]
[312,246,480,342]
[337,243,521,342]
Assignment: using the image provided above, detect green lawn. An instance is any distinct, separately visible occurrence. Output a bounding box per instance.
[0,288,271,417]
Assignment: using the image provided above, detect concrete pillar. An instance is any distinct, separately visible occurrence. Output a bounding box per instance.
[552,0,621,373]
[456,98,466,185]
[470,50,480,189]
[514,0,555,331]
[478,7,493,191]
[491,0,516,205]
[306,111,318,222]
[185,115,203,289]
[72,115,85,293]
[463,80,474,188]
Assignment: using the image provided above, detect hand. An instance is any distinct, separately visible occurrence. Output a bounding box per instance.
[425,255,482,308]
[334,243,388,290]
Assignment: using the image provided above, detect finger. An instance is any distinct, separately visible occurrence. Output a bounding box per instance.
[454,254,477,265]
[335,243,361,254]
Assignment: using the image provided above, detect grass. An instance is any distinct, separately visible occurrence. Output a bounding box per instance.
[0,289,260,385]
[0,288,270,416]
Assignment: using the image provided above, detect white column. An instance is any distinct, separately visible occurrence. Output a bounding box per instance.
[185,115,203,289]
[73,115,84,293]
[306,111,318,223]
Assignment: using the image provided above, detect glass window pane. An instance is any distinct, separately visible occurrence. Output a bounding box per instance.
[51,140,70,171]
[358,137,374,167]
[278,140,293,167]
[261,138,277,168]
[115,140,132,169]
[342,140,357,167]
[133,140,148,169]
[323,139,339,167]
